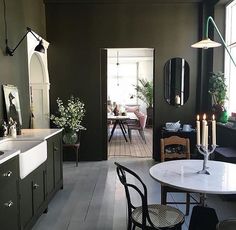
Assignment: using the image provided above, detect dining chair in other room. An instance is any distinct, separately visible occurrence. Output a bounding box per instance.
[189,205,219,230]
[127,111,147,143]
[114,162,185,230]
[160,136,193,216]
[216,219,236,230]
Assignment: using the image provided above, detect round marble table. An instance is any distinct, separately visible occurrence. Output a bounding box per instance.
[149,159,236,194]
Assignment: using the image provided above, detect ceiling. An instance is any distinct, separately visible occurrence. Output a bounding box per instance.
[44,0,206,3]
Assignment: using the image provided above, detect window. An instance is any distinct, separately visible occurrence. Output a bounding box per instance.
[225,0,236,114]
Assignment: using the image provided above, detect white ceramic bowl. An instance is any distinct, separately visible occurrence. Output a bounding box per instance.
[165,122,181,131]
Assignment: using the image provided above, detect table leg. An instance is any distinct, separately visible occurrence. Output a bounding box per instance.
[120,121,127,133]
[75,147,78,167]
[200,193,207,206]
[118,120,128,142]
[109,120,118,142]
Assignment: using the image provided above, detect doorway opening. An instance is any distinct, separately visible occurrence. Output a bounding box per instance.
[107,48,154,158]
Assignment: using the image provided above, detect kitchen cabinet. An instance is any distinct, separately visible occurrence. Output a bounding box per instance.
[19,163,47,230]
[0,156,19,230]
[0,129,63,230]
[46,131,63,201]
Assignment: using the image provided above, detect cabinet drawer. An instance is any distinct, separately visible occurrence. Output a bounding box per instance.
[0,181,19,230]
[0,156,19,186]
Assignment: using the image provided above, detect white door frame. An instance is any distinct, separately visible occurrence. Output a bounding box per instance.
[27,32,50,128]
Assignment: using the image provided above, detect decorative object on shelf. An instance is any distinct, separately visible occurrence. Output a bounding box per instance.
[208,72,228,123]
[196,114,217,175]
[50,96,86,144]
[191,16,236,67]
[62,131,78,145]
[3,84,22,135]
[165,121,181,132]
[2,121,8,137]
[182,124,192,132]
[8,117,17,138]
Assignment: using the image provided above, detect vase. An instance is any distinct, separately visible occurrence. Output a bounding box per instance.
[63,131,78,144]
[218,110,228,123]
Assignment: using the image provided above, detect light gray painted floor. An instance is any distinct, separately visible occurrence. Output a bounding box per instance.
[33,158,236,230]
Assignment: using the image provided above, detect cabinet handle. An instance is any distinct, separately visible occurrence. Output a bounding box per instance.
[2,171,13,177]
[33,183,40,189]
[4,200,14,208]
[54,146,59,151]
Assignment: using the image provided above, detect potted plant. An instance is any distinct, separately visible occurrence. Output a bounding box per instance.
[134,78,153,126]
[208,71,228,123]
[50,96,86,144]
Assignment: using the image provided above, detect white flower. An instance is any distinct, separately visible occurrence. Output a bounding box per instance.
[50,96,86,131]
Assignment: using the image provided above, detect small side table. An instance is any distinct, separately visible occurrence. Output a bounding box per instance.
[63,143,80,167]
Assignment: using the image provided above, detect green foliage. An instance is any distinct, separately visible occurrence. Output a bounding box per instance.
[50,96,86,131]
[208,72,228,106]
[134,79,153,107]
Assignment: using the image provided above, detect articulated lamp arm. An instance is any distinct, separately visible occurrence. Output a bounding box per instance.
[192,16,236,67]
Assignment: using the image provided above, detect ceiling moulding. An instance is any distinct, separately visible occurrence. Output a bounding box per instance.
[44,0,204,4]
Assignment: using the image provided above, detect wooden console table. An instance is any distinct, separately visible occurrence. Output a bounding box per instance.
[63,143,80,167]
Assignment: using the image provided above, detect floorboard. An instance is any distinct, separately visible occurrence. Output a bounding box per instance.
[33,158,236,230]
[108,127,152,158]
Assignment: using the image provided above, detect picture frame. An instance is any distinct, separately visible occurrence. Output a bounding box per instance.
[3,84,22,126]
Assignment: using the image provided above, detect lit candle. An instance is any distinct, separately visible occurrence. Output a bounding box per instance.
[212,114,216,146]
[196,115,200,145]
[202,114,207,146]
[205,125,208,147]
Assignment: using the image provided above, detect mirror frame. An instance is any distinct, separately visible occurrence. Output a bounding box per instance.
[164,57,190,106]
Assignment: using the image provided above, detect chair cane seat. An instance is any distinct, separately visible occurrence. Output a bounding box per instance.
[132,204,184,229]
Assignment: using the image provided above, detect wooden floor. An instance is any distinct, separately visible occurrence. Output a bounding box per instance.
[108,127,152,158]
[33,158,236,230]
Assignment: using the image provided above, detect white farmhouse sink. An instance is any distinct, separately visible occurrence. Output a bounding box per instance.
[0,140,47,179]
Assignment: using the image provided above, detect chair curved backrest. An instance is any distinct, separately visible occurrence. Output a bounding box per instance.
[114,162,156,229]
[134,111,147,129]
[160,135,190,162]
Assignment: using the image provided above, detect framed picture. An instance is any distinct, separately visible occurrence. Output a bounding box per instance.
[3,84,22,126]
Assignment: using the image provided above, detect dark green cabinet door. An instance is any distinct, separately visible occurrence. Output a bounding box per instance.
[46,138,54,195]
[54,134,62,186]
[20,175,33,229]
[46,132,63,199]
[20,163,46,229]
[0,181,19,230]
[0,156,19,230]
[32,167,46,214]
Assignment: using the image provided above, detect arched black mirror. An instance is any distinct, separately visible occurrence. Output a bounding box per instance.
[164,57,190,106]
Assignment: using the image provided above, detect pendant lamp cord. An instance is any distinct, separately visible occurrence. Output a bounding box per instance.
[3,0,8,46]
[116,51,119,86]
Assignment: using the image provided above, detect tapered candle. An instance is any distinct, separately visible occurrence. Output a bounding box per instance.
[196,115,200,145]
[212,114,216,145]
[205,125,208,147]
[202,114,207,146]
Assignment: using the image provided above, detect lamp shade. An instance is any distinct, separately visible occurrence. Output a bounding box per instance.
[191,38,221,49]
[34,40,45,53]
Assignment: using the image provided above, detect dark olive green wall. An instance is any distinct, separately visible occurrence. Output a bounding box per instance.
[45,2,199,160]
[0,0,46,127]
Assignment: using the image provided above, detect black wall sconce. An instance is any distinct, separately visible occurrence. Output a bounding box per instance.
[5,27,45,56]
[3,0,45,56]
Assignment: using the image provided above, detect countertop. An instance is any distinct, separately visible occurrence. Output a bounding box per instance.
[0,128,62,165]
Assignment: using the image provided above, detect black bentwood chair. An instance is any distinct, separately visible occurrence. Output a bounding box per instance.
[115,162,185,230]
